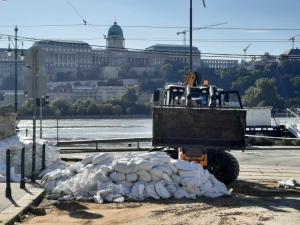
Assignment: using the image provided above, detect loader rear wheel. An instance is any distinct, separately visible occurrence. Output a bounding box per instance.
[207,150,239,185]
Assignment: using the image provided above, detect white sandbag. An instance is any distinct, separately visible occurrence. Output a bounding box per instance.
[96,181,114,191]
[171,174,182,186]
[155,165,172,176]
[115,181,134,191]
[129,182,145,200]
[145,183,160,199]
[165,183,177,194]
[112,158,135,174]
[149,159,164,167]
[166,161,178,174]
[182,181,201,196]
[110,183,130,196]
[93,158,113,169]
[109,171,125,182]
[136,151,167,160]
[200,181,213,192]
[178,169,197,178]
[215,182,232,195]
[126,173,138,182]
[81,154,96,166]
[208,174,219,185]
[155,181,170,198]
[174,187,196,199]
[136,170,152,182]
[150,154,171,164]
[92,153,115,165]
[0,174,6,182]
[44,179,56,193]
[132,158,156,172]
[93,171,110,182]
[190,162,204,172]
[149,167,164,181]
[181,177,202,187]
[113,196,125,203]
[94,165,111,176]
[200,169,210,183]
[58,195,76,201]
[171,159,192,170]
[162,173,173,182]
[69,162,82,174]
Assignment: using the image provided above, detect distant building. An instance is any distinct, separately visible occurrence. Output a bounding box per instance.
[72,85,125,103]
[28,22,202,80]
[200,59,238,71]
[281,48,300,59]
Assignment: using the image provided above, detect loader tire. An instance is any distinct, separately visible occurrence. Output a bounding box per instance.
[207,150,239,185]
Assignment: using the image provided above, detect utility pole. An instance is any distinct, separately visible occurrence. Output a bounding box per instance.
[189,0,193,71]
[24,46,46,182]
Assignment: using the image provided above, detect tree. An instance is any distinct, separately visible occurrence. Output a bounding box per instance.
[284,97,300,109]
[19,99,33,115]
[86,101,98,114]
[242,78,285,111]
[231,76,254,95]
[121,87,137,104]
[50,98,70,114]
[113,105,123,115]
[160,64,173,81]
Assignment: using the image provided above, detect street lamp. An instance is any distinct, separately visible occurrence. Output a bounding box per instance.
[6,26,25,113]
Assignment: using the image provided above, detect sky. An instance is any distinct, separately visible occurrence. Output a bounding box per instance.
[1,0,300,61]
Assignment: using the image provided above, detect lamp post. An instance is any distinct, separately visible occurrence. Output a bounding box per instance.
[6,26,25,113]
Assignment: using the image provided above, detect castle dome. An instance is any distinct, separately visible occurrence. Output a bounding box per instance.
[107,22,123,37]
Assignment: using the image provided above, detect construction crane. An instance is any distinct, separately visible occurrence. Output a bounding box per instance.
[177,22,227,45]
[243,44,251,61]
[289,34,300,49]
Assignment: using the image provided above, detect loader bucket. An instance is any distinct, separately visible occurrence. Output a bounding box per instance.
[152,106,247,150]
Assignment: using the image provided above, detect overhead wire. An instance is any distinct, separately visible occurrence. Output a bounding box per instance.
[1,24,300,31]
[66,0,106,38]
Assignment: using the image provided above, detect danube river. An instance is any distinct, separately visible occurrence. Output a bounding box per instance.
[18,118,153,147]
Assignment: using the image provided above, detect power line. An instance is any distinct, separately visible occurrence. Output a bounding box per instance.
[66,0,106,38]
[1,24,300,31]
[1,33,299,60]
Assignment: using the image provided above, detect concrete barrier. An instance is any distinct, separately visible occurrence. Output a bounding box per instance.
[0,110,17,140]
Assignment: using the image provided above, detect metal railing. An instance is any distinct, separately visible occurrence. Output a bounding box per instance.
[57,137,152,150]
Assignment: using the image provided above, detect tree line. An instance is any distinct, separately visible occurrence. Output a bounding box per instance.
[1,57,300,115]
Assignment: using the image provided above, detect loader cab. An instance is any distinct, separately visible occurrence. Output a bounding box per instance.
[153,83,243,109]
[163,85,185,106]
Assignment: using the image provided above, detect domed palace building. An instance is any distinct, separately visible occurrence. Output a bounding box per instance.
[0,22,201,84]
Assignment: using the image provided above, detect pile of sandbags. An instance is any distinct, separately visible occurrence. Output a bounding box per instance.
[0,135,68,182]
[278,178,300,189]
[41,151,232,203]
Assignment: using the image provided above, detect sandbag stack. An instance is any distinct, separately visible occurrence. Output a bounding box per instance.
[0,135,68,182]
[41,151,232,203]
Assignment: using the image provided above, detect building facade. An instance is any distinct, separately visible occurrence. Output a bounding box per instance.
[200,59,239,71]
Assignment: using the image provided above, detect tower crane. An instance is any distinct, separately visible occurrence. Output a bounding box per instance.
[289,34,300,49]
[177,22,227,45]
[243,44,251,61]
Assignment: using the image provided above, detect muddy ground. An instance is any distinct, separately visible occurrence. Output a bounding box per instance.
[22,180,300,225]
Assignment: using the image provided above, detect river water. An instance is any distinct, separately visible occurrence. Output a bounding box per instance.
[17,116,298,148]
[18,118,153,147]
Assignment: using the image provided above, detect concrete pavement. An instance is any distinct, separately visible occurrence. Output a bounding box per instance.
[1,147,300,225]
[0,180,44,225]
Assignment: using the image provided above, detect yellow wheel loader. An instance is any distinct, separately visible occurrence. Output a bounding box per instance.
[150,71,247,184]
